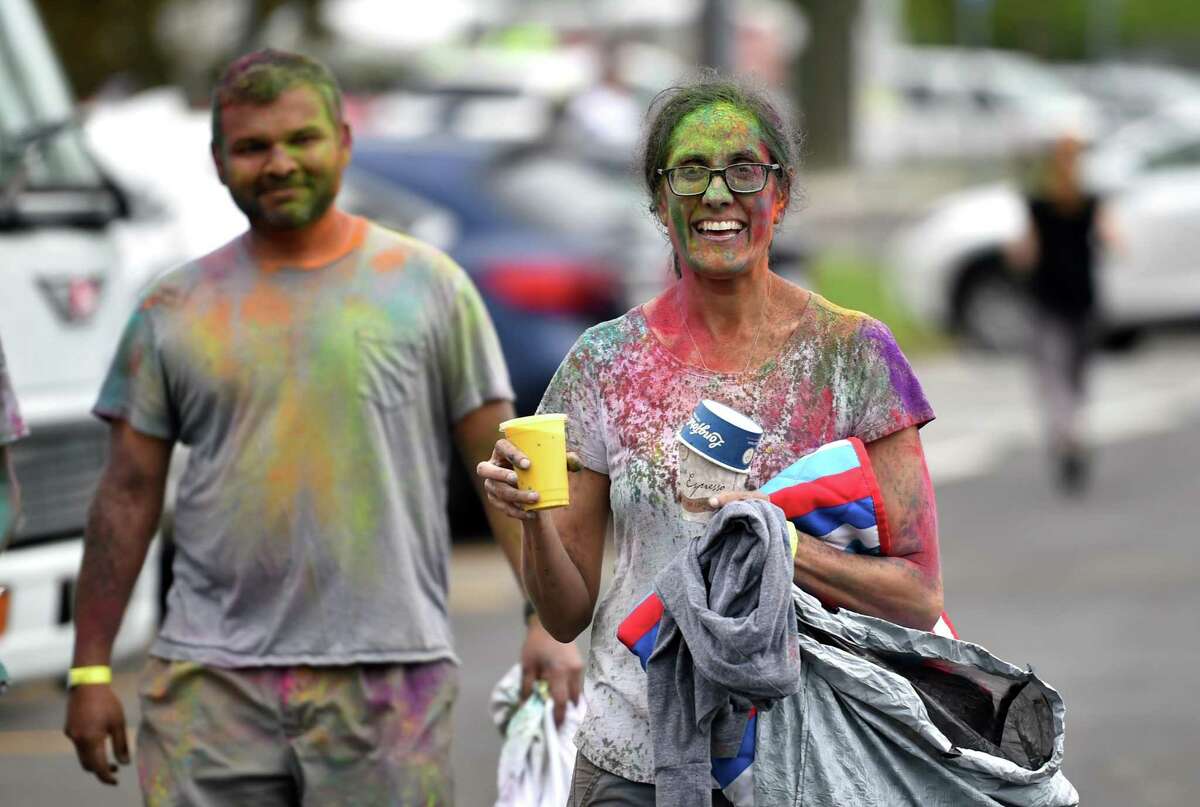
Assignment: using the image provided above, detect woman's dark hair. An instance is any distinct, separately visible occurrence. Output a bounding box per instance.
[639,70,804,218]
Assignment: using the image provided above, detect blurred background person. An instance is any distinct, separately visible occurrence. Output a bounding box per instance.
[1007,133,1120,494]
[561,38,643,165]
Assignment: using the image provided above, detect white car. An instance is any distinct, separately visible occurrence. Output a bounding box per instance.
[889,103,1200,351]
[0,0,172,683]
[860,46,1099,167]
[1055,61,1200,136]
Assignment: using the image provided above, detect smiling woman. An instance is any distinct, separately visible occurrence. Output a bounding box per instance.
[476,71,944,805]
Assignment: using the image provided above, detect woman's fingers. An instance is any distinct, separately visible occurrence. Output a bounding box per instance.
[492,438,530,470]
[707,490,771,509]
[483,478,539,521]
[476,437,567,522]
[476,459,518,485]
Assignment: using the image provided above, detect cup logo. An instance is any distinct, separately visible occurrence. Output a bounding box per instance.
[685,415,726,451]
[676,400,762,523]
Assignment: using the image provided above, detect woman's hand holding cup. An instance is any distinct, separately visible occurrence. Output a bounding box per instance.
[478,438,541,521]
[477,414,578,521]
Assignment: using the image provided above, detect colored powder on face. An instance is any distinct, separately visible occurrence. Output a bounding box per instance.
[659,102,781,275]
[665,102,766,166]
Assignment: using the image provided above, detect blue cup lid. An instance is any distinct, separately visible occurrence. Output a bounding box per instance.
[677,399,763,473]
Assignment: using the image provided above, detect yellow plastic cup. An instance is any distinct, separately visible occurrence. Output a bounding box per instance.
[499,413,570,510]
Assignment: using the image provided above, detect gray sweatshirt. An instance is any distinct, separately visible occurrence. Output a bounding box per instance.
[648,499,801,806]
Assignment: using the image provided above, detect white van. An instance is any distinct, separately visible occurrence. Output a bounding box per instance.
[0,0,172,682]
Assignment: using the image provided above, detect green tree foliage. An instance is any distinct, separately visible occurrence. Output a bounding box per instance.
[34,0,328,100]
[903,0,1200,62]
[35,0,172,97]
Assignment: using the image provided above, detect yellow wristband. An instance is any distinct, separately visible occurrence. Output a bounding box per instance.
[67,666,112,687]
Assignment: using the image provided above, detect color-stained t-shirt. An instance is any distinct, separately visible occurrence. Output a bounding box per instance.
[0,337,29,445]
[537,293,935,783]
[95,218,513,667]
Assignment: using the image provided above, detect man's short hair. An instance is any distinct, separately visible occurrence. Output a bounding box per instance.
[211,49,344,149]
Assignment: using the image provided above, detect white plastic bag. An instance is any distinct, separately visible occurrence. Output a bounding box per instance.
[489,663,586,807]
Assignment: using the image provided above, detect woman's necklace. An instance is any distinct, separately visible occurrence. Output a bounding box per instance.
[680,277,770,375]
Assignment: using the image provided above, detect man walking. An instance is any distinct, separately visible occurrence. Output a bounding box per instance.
[63,49,580,805]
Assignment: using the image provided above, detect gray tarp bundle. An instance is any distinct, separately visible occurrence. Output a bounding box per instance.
[755,586,1079,806]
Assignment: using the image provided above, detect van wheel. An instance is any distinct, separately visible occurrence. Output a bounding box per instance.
[953,258,1030,352]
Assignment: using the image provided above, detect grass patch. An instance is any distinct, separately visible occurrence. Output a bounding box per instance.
[808,251,948,357]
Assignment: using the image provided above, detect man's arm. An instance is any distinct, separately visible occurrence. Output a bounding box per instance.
[64,420,172,786]
[454,400,526,579]
[453,400,584,722]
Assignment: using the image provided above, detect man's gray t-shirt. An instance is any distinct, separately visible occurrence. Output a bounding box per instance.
[95,218,513,666]
[538,296,935,782]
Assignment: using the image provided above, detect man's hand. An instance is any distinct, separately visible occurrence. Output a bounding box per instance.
[520,619,583,726]
[64,685,130,786]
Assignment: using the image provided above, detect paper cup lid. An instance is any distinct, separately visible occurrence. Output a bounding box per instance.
[677,399,762,472]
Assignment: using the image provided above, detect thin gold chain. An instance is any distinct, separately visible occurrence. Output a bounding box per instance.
[680,276,770,375]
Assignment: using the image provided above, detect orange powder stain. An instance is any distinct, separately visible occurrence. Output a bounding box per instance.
[260,383,338,526]
[370,247,409,274]
[254,215,369,273]
[141,285,183,311]
[241,280,294,328]
[185,297,238,377]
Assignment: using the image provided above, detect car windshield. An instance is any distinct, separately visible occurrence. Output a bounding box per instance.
[0,3,103,191]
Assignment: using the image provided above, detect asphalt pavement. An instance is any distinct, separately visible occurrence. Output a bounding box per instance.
[2,332,1198,806]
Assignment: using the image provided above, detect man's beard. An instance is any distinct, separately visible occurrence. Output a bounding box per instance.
[231,177,337,231]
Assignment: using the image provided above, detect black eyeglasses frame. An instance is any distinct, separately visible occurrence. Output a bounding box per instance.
[655,162,781,196]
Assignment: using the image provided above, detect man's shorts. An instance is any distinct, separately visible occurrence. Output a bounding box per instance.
[136,656,457,806]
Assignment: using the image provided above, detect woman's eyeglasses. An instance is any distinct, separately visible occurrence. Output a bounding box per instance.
[656,163,780,196]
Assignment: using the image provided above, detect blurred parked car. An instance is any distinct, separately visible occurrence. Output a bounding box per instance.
[345,136,665,413]
[890,103,1200,351]
[343,137,668,533]
[860,46,1099,166]
[1055,62,1200,136]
